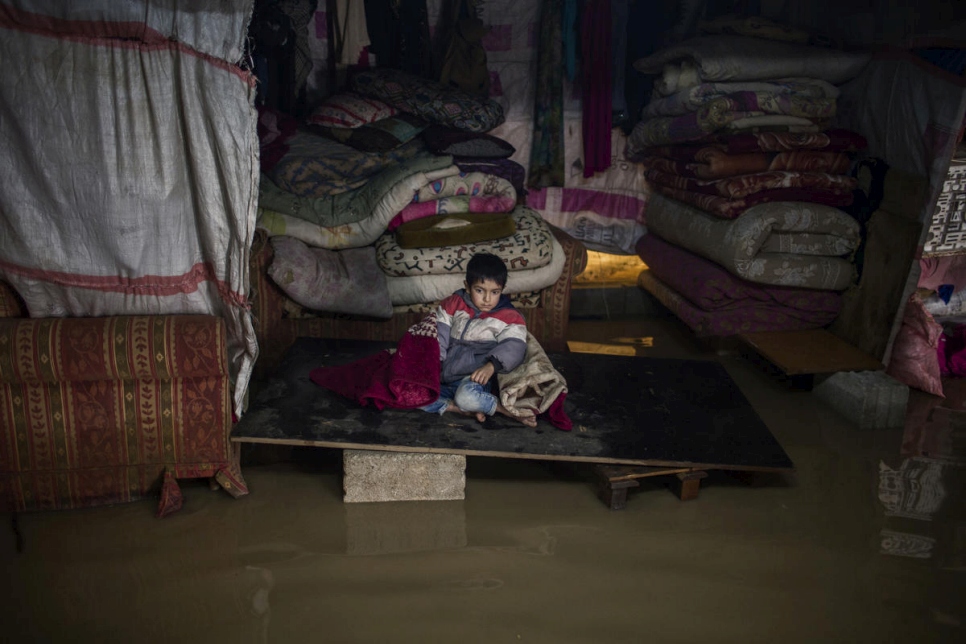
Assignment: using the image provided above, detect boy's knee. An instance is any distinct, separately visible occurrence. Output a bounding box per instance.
[454,384,494,414]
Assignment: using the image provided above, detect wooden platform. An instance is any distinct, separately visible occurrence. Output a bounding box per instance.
[738,328,884,389]
[233,338,795,507]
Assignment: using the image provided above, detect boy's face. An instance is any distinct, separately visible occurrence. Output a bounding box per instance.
[465,278,504,312]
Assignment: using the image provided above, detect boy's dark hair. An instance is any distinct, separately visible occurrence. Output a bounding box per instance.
[466,253,508,288]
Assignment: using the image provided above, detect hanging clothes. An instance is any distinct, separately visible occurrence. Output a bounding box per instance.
[332,0,371,65]
[364,0,433,78]
[438,0,491,97]
[581,0,612,177]
[528,0,565,189]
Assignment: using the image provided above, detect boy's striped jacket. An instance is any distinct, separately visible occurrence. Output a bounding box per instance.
[434,289,527,384]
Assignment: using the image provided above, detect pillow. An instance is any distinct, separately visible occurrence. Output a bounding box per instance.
[421,125,515,158]
[350,68,505,133]
[267,236,393,318]
[306,92,398,129]
[885,294,945,397]
[308,113,428,153]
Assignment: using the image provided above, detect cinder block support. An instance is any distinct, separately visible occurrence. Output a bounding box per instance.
[343,449,466,502]
[813,370,909,429]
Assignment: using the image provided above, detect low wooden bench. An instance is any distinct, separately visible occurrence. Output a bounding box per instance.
[737,328,884,390]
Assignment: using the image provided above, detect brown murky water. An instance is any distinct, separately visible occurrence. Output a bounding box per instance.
[2,318,964,643]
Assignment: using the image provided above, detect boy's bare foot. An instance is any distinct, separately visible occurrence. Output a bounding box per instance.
[496,403,537,427]
[445,402,486,424]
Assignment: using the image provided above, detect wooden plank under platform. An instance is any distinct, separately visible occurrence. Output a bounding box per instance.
[738,328,884,378]
[233,338,795,505]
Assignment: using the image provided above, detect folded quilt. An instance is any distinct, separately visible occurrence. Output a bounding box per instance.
[636,150,850,179]
[651,184,854,219]
[259,155,455,227]
[638,270,840,337]
[386,236,566,305]
[259,163,518,250]
[629,91,834,149]
[633,35,870,86]
[497,332,571,429]
[270,131,428,197]
[642,167,856,200]
[641,78,839,119]
[388,195,518,230]
[644,193,860,290]
[636,233,842,315]
[377,207,555,277]
[386,170,517,230]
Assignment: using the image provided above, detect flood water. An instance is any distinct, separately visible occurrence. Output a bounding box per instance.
[2,318,963,643]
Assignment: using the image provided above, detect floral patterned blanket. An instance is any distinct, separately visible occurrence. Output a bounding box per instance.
[644,193,860,290]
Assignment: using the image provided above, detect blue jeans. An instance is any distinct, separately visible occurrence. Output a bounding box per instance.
[421,376,497,416]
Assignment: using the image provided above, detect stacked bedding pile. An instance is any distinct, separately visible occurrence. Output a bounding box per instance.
[627,30,871,335]
[254,68,564,319]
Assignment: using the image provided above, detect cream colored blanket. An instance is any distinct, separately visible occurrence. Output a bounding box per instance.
[497,333,568,419]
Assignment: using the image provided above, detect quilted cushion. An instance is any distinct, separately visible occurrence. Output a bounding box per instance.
[306,92,398,129]
[376,206,554,277]
[421,125,516,158]
[350,68,505,133]
[268,236,393,318]
[395,212,517,249]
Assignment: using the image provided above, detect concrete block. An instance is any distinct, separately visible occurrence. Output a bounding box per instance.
[343,449,466,502]
[345,501,467,555]
[814,370,909,429]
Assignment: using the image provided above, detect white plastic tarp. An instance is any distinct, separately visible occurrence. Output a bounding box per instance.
[0,1,259,416]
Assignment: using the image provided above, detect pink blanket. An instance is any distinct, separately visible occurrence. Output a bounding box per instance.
[387,195,517,231]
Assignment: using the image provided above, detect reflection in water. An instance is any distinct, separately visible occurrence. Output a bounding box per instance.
[878,386,966,566]
[878,459,946,521]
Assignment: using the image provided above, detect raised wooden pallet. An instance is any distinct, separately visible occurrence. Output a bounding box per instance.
[234,339,795,508]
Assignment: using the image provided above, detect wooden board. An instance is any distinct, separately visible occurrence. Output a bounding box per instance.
[739,328,883,376]
[232,338,794,473]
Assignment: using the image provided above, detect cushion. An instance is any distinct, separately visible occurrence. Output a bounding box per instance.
[268,236,393,318]
[306,92,398,129]
[350,68,505,133]
[308,113,428,153]
[421,125,515,158]
[395,212,517,249]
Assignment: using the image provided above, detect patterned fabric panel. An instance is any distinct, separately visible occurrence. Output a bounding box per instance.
[375,207,554,277]
[0,316,226,385]
[0,281,25,318]
[0,373,234,512]
[350,68,506,133]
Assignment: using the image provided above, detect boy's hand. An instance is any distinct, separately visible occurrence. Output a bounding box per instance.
[470,362,496,384]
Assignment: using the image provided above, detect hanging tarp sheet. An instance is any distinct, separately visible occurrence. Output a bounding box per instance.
[0,2,259,417]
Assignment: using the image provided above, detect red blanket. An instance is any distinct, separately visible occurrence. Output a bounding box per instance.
[309,315,441,410]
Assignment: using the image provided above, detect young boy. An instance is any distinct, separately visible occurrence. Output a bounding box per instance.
[420,252,537,427]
